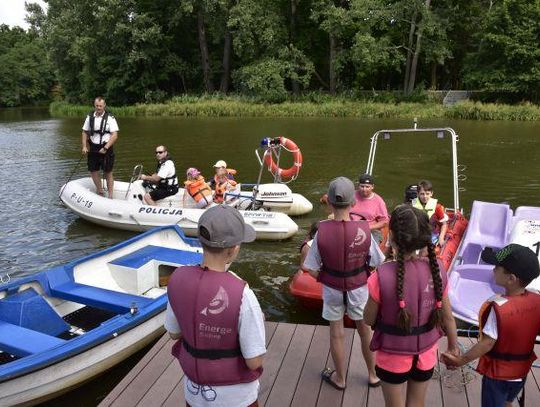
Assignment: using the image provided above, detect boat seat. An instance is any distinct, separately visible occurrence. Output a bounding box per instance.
[110,245,201,269]
[0,320,66,357]
[514,206,540,222]
[50,282,153,314]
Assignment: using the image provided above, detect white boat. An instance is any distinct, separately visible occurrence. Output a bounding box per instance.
[60,178,299,241]
[0,225,202,406]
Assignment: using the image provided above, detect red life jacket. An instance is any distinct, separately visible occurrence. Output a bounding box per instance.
[476,291,540,380]
[317,219,371,291]
[370,259,447,355]
[213,173,237,203]
[168,265,262,385]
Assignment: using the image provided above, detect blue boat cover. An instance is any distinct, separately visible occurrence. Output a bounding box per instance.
[110,245,202,269]
[0,288,70,336]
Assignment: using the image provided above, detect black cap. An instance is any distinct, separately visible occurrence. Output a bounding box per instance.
[358,173,374,185]
[481,244,540,283]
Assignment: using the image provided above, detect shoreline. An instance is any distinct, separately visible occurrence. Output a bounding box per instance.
[49,97,540,121]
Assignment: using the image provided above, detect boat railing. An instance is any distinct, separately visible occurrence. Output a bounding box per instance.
[125,164,144,199]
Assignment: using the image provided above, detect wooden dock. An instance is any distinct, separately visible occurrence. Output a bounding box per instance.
[100,322,540,406]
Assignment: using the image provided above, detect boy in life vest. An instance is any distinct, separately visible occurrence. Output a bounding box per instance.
[164,205,266,407]
[363,205,459,406]
[303,177,385,390]
[208,160,237,204]
[183,167,212,208]
[441,244,540,407]
[411,179,448,248]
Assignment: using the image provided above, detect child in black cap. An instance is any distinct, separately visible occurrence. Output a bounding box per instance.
[441,243,540,407]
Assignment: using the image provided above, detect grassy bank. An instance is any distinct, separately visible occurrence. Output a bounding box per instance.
[50,96,540,121]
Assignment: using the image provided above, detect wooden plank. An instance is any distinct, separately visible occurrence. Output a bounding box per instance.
[264,324,315,406]
[99,333,170,406]
[265,321,278,347]
[342,331,369,407]
[137,359,183,406]
[437,336,469,407]
[161,378,185,407]
[316,326,354,407]
[459,337,482,407]
[259,322,296,404]
[108,338,176,406]
[290,325,330,407]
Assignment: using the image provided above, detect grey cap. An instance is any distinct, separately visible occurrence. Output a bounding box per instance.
[327,177,356,207]
[198,205,256,248]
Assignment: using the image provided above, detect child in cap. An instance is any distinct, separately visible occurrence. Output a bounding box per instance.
[303,176,385,389]
[441,244,540,407]
[183,167,212,208]
[363,205,459,405]
[411,180,448,248]
[165,205,266,407]
[208,160,238,204]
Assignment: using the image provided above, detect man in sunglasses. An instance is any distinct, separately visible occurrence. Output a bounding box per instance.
[140,145,179,205]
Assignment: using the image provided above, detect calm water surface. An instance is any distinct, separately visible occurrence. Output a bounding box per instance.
[0,108,539,404]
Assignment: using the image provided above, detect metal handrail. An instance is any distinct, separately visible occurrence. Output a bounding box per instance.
[125,164,144,199]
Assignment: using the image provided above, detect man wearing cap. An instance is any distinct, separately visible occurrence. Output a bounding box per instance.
[442,244,540,407]
[350,174,389,243]
[208,160,238,204]
[140,145,179,205]
[165,205,265,407]
[303,177,384,390]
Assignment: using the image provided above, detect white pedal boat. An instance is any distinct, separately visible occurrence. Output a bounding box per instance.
[60,178,298,240]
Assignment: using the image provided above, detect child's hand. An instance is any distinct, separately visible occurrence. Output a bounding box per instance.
[440,352,463,369]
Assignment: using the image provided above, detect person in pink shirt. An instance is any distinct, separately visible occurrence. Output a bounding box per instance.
[350,174,389,242]
[363,205,458,407]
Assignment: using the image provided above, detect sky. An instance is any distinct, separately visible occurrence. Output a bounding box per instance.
[0,0,47,29]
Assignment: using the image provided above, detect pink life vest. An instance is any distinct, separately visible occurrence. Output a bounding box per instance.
[317,219,371,291]
[168,265,262,385]
[370,259,448,355]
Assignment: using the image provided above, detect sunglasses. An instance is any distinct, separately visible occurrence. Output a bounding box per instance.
[155,150,165,154]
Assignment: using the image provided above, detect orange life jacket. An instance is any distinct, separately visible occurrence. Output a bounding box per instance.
[213,173,237,203]
[184,176,212,203]
[476,291,540,380]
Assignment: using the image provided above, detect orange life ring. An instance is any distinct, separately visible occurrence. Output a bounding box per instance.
[263,137,303,179]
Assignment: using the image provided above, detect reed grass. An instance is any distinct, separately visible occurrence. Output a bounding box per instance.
[50,97,540,121]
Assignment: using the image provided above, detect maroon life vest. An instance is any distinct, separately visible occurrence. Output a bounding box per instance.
[476,291,540,380]
[317,219,371,291]
[168,265,262,386]
[370,259,447,355]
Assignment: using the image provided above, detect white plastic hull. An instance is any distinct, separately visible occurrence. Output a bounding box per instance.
[60,178,298,240]
[0,312,165,407]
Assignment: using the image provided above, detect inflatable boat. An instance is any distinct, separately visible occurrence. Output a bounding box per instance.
[289,125,468,310]
[60,178,299,241]
[0,225,202,406]
[448,201,540,325]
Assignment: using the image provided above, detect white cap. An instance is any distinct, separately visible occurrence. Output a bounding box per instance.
[213,160,227,168]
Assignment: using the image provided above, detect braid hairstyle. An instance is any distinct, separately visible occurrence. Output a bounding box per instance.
[426,243,444,329]
[389,205,432,332]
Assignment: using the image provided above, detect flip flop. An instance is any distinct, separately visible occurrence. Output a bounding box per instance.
[368,380,381,388]
[321,367,346,390]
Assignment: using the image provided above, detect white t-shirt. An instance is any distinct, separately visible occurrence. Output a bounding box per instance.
[302,232,385,306]
[157,159,178,186]
[482,308,522,382]
[82,112,119,145]
[164,284,266,407]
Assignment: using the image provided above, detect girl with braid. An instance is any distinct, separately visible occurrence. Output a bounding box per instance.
[364,205,458,406]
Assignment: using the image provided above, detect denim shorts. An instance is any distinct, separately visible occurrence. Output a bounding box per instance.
[481,375,525,407]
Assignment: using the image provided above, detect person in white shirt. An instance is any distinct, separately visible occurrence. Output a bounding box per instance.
[140,145,179,205]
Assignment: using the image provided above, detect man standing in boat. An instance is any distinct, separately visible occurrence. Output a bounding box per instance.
[81,96,119,199]
[140,145,179,205]
[351,173,389,243]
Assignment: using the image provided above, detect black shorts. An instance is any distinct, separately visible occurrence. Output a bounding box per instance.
[375,360,434,384]
[149,186,178,201]
[87,149,115,172]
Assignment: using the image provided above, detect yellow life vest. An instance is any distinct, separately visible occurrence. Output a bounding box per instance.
[412,197,438,220]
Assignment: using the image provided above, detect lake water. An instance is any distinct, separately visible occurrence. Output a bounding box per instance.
[0,108,539,404]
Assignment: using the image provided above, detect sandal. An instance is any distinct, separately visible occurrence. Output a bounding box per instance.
[321,367,346,390]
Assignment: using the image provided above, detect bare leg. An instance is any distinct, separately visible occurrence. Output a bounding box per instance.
[144,193,156,206]
[405,379,430,407]
[90,171,104,194]
[355,319,379,384]
[104,171,114,199]
[381,381,406,407]
[329,319,347,388]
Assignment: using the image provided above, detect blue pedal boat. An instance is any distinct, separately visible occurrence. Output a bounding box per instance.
[0,225,202,406]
